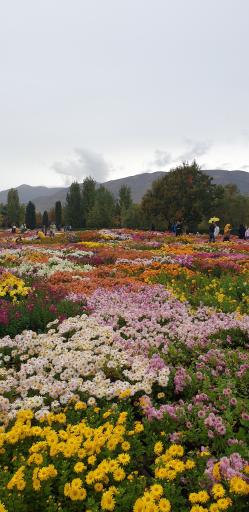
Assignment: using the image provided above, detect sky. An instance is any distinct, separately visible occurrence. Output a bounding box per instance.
[0,0,249,190]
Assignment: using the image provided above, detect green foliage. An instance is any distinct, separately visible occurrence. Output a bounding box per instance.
[19,204,26,225]
[25,201,36,229]
[82,177,96,227]
[42,210,49,228]
[0,291,87,337]
[0,203,8,227]
[55,200,62,228]
[117,185,133,226]
[141,161,221,230]
[119,185,133,211]
[65,182,82,228]
[87,186,116,228]
[150,270,249,313]
[7,188,20,226]
[215,184,249,228]
[122,204,145,229]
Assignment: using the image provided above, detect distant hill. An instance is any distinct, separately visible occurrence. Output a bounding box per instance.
[1,169,249,211]
[0,184,63,205]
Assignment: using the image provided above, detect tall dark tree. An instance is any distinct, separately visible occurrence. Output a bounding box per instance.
[7,188,20,226]
[36,211,42,227]
[42,210,49,228]
[117,185,133,226]
[82,177,96,227]
[65,182,82,229]
[87,186,115,228]
[0,204,8,227]
[119,185,133,211]
[19,204,26,225]
[141,161,220,231]
[55,201,62,228]
[25,201,36,229]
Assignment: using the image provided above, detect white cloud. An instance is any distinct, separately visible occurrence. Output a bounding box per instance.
[178,140,212,162]
[150,149,172,168]
[52,149,112,183]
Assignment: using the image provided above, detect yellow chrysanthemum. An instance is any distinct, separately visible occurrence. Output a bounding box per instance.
[211,484,225,499]
[154,441,164,455]
[158,498,171,511]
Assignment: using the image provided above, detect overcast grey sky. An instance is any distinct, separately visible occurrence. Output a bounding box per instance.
[0,0,249,190]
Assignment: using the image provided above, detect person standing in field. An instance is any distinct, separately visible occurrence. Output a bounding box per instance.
[245,226,249,240]
[214,222,220,241]
[209,221,215,242]
[238,224,246,239]
[223,223,231,241]
[175,221,182,236]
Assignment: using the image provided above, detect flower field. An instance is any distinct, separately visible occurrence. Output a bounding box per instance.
[0,229,248,512]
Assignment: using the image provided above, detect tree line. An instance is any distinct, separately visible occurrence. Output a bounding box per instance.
[0,178,134,230]
[1,163,249,231]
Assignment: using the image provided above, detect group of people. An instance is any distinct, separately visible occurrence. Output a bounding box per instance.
[238,224,249,240]
[166,221,183,236]
[209,221,222,242]
[12,223,57,243]
[209,222,249,242]
[36,223,57,239]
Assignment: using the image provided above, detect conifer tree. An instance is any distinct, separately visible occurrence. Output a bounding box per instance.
[25,201,36,229]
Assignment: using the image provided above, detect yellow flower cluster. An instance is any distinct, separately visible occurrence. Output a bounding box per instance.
[79,241,106,248]
[0,272,30,301]
[134,484,171,512]
[154,443,195,481]
[1,407,136,508]
[229,475,249,495]
[189,491,210,504]
[189,486,234,512]
[32,464,57,491]
[1,406,248,511]
[64,478,87,501]
[6,466,26,491]
[101,487,118,510]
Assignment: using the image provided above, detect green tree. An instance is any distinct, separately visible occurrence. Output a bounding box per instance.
[122,204,144,229]
[141,161,219,231]
[7,188,20,226]
[119,185,133,211]
[65,182,82,229]
[36,211,42,227]
[215,184,249,229]
[117,185,133,226]
[0,204,8,227]
[25,201,36,229]
[48,207,55,223]
[19,204,26,225]
[55,201,62,228]
[82,177,96,227]
[42,210,49,228]
[87,186,115,228]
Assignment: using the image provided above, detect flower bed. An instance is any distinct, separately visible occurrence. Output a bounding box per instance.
[0,230,248,511]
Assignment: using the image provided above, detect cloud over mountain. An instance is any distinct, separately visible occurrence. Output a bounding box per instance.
[151,150,172,168]
[178,140,212,161]
[52,149,112,183]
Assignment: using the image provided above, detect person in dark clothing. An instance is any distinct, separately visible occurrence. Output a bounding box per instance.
[238,224,246,239]
[175,221,182,236]
[151,223,155,231]
[209,222,215,242]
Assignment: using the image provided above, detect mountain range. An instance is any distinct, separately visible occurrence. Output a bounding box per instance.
[1,169,249,212]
